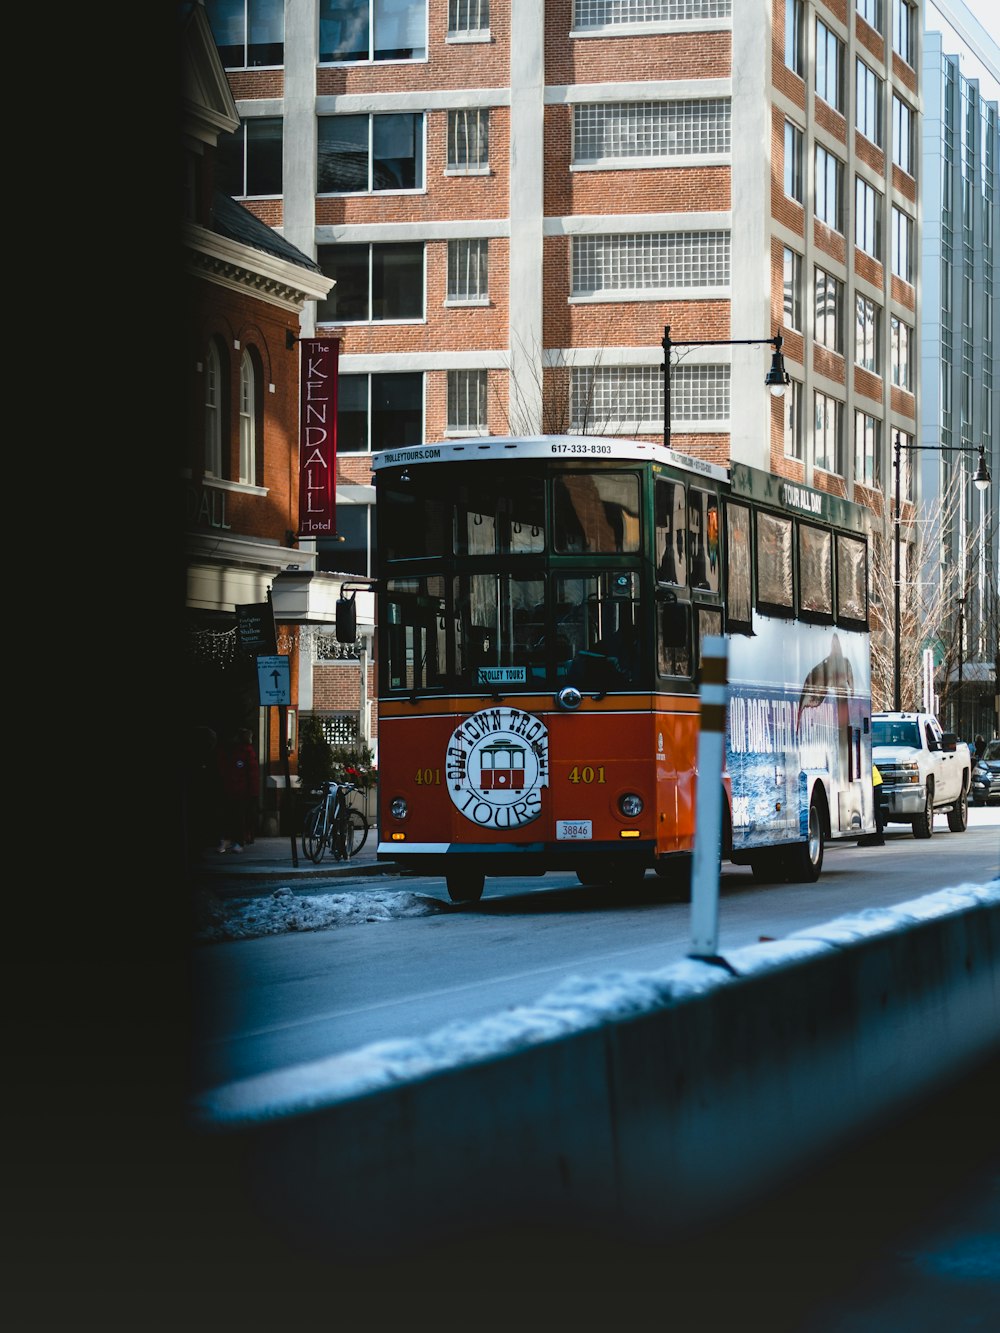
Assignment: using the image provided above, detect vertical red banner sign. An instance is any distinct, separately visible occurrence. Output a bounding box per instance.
[297,338,339,537]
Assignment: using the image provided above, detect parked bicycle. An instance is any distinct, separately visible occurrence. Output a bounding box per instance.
[301,780,369,864]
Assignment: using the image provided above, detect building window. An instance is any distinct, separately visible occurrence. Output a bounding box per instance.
[204,340,223,477]
[855,176,883,259]
[891,205,914,282]
[216,118,283,197]
[816,20,845,114]
[815,267,844,352]
[785,0,804,78]
[892,0,914,66]
[571,366,664,433]
[338,373,424,453]
[447,370,488,433]
[318,113,424,193]
[857,0,882,33]
[205,0,284,68]
[783,379,803,459]
[447,239,488,302]
[319,0,427,63]
[572,231,730,296]
[856,60,883,146]
[783,247,802,331]
[784,121,804,202]
[896,430,914,502]
[854,411,880,487]
[317,243,425,323]
[573,99,730,164]
[238,349,257,485]
[449,0,489,35]
[855,294,881,373]
[815,145,844,231]
[447,109,489,172]
[666,364,729,421]
[890,316,912,389]
[575,0,732,26]
[892,95,913,173]
[814,391,842,474]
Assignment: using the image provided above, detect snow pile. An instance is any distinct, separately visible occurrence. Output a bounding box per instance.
[193,885,442,943]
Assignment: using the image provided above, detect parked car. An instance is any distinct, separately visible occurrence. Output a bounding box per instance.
[971,739,1000,807]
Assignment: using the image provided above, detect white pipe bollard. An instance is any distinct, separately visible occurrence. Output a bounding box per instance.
[689,636,728,958]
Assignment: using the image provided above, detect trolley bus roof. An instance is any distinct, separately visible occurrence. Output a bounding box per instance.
[371,435,730,485]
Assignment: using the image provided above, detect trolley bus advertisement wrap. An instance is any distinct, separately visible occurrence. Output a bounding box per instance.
[726,622,872,848]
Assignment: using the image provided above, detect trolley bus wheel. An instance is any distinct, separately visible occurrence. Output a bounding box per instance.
[783,798,825,883]
[446,870,485,904]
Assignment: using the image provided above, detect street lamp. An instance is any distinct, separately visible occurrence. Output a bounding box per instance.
[661,325,790,451]
[892,433,991,712]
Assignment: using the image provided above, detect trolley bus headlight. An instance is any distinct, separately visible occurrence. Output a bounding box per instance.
[618,792,644,817]
[390,797,408,819]
[556,686,583,711]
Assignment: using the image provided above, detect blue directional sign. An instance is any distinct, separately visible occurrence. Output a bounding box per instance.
[256,654,290,706]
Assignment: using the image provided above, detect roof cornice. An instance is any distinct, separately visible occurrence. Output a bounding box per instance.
[182,220,333,310]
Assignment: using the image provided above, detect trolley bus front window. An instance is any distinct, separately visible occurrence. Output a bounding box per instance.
[455,477,546,556]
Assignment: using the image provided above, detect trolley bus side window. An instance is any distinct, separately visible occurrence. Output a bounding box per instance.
[380,481,449,562]
[835,533,869,627]
[655,476,687,585]
[724,501,753,632]
[755,510,794,617]
[384,580,447,692]
[798,523,834,621]
[688,488,720,593]
[656,592,692,678]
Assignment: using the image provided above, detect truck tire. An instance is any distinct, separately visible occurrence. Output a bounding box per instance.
[912,782,934,839]
[947,781,969,833]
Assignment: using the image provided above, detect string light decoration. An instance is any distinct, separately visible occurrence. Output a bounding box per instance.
[187,623,240,667]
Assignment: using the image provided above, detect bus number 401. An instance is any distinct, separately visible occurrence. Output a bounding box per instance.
[568,765,606,784]
[414,768,441,785]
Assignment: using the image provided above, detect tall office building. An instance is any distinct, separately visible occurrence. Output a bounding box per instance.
[205,0,925,709]
[921,24,998,737]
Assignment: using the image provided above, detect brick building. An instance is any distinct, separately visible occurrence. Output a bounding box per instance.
[205,1,924,710]
[180,0,341,843]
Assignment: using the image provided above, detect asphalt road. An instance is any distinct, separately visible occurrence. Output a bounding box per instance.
[190,813,999,1091]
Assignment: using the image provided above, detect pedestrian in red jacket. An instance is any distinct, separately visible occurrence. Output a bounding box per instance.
[216,727,259,853]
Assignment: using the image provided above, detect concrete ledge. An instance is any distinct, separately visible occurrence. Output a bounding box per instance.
[191,882,1000,1256]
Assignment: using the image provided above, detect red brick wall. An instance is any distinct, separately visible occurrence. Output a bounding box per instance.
[185,273,300,546]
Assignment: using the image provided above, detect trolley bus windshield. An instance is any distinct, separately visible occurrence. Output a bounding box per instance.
[370,436,874,903]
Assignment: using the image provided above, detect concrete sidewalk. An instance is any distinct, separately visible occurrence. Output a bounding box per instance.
[190,832,399,889]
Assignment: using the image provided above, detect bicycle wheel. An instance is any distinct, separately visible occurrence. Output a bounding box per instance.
[303,801,329,864]
[332,804,350,861]
[347,808,369,855]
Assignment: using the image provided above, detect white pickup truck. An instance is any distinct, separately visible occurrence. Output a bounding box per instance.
[871,711,971,838]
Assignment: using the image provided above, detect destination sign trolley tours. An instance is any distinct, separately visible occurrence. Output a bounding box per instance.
[365,435,875,903]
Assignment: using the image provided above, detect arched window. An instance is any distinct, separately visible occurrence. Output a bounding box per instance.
[239,348,257,484]
[204,340,223,476]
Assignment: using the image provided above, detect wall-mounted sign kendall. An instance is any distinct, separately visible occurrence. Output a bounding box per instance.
[298,338,339,536]
[446,707,549,829]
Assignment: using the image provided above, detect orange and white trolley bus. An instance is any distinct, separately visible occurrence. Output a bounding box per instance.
[370,435,875,902]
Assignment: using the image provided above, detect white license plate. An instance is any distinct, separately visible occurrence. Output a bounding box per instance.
[556,820,592,840]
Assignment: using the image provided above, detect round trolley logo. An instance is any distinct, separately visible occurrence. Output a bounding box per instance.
[446,707,549,830]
